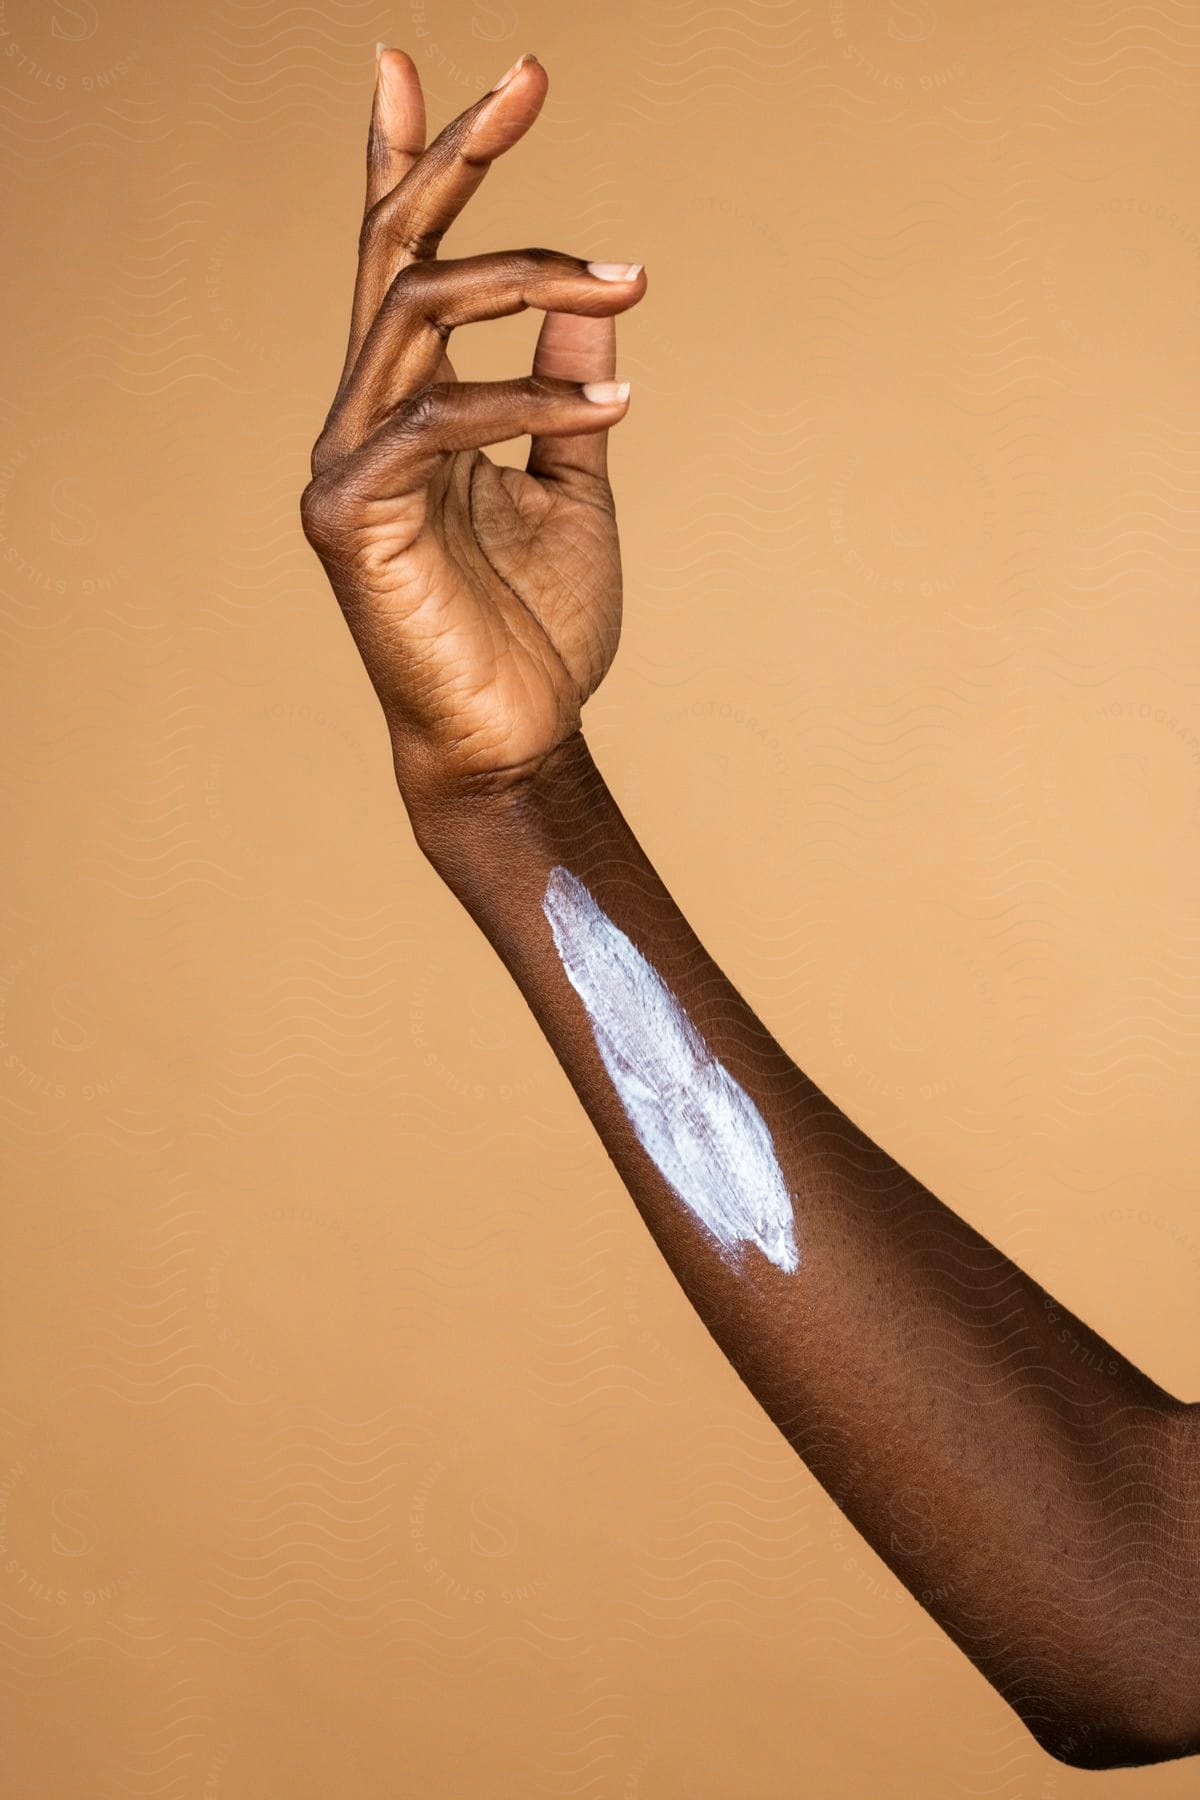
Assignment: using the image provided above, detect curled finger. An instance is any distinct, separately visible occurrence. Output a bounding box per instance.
[325,251,645,461]
[356,375,632,496]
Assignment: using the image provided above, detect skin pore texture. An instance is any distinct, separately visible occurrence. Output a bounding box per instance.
[542,864,800,1277]
[300,46,1200,1774]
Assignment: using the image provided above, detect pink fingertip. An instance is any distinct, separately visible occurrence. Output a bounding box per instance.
[581,380,631,405]
[491,51,537,91]
[586,262,643,282]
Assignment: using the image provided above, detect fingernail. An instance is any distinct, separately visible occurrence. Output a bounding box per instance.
[376,41,387,65]
[582,380,631,404]
[491,51,536,91]
[586,262,643,282]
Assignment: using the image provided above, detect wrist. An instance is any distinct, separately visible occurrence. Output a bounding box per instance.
[397,729,609,893]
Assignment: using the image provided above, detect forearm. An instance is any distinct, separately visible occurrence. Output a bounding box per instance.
[407,731,1200,1769]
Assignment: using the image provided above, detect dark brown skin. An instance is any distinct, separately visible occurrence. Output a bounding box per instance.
[302,48,1200,1772]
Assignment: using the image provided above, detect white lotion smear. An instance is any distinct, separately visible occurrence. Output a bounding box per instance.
[542,865,800,1276]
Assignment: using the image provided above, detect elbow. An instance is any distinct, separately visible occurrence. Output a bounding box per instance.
[1025,1690,1200,1772]
[1027,1399,1200,1771]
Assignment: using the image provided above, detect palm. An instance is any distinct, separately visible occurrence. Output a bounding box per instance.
[381,441,620,778]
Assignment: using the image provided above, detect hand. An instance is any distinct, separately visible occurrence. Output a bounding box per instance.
[300,48,647,816]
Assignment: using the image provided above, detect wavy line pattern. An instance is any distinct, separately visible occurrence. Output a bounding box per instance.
[4,0,1200,1794]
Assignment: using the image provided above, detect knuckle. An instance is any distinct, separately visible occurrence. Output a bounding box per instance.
[394,384,443,436]
[385,259,437,316]
[299,475,342,551]
[359,194,445,267]
[385,263,454,342]
[399,225,445,262]
[386,260,422,298]
[357,205,383,258]
[308,426,338,480]
[516,245,561,267]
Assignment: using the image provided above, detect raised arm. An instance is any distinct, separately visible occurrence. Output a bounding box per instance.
[301,48,1200,1772]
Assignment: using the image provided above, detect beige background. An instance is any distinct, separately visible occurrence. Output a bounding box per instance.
[2,0,1200,1793]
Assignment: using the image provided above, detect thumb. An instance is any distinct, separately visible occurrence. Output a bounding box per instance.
[526,311,626,488]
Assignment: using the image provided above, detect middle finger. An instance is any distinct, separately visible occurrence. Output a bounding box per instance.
[326,249,645,461]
